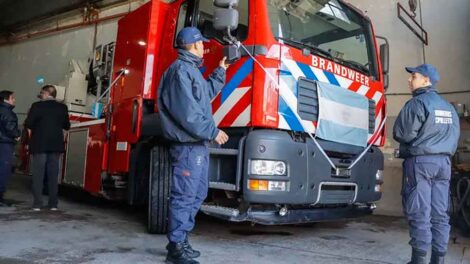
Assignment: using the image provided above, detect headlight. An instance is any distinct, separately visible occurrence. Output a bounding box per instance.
[376,170,384,181]
[250,160,287,176]
[375,184,382,193]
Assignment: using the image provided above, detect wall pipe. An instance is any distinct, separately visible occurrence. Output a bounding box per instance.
[386,90,470,96]
[0,12,128,46]
[418,0,426,63]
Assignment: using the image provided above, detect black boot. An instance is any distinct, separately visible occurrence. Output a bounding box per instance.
[166,242,199,264]
[0,193,6,207]
[408,248,426,264]
[430,251,445,264]
[183,239,200,258]
[166,240,201,259]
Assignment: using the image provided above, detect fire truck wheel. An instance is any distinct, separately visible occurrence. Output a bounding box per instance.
[147,145,171,234]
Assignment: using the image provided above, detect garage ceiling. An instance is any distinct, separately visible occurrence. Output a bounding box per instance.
[0,0,128,35]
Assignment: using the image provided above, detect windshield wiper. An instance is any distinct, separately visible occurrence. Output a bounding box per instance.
[277,37,371,75]
[276,37,334,60]
[339,60,370,75]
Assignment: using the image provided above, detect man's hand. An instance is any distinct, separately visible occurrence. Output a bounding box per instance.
[215,130,229,145]
[219,56,230,70]
[15,137,20,142]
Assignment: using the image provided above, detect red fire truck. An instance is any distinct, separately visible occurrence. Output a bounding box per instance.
[42,0,390,234]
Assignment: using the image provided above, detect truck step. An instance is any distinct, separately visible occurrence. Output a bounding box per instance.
[209,148,239,156]
[209,181,237,191]
[200,204,240,218]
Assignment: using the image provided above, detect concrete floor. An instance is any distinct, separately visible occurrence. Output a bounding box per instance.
[1,175,470,264]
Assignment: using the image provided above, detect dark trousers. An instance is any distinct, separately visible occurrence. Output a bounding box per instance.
[32,153,61,208]
[167,143,209,243]
[0,143,14,199]
[402,155,451,254]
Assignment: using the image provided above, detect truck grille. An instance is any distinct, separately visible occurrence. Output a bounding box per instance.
[368,100,376,134]
[297,77,319,122]
[316,182,357,205]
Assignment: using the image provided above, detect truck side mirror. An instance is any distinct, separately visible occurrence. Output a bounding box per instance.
[214,0,240,62]
[213,0,239,33]
[213,8,239,32]
[380,43,389,75]
[214,0,239,8]
[377,36,390,90]
[383,74,389,91]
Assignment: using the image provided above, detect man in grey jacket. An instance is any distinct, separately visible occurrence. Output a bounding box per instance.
[393,64,460,264]
[158,27,229,264]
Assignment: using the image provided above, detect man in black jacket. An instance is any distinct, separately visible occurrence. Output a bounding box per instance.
[25,85,70,211]
[0,90,20,206]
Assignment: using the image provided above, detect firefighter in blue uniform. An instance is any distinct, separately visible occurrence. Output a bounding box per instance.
[0,90,20,206]
[157,27,229,264]
[393,64,460,264]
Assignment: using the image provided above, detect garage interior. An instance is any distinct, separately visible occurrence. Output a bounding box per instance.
[0,0,470,263]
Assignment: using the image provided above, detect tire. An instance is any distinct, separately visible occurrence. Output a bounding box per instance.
[147,145,171,234]
[128,143,151,206]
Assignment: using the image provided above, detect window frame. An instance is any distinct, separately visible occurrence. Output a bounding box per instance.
[267,1,379,79]
[173,0,249,47]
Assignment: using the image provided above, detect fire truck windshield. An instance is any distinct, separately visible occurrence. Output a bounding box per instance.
[267,0,378,78]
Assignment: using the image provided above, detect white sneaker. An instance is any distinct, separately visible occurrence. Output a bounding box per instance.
[32,208,41,211]
[49,207,58,211]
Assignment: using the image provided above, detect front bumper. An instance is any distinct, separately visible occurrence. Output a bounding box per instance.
[243,130,384,205]
[201,204,374,225]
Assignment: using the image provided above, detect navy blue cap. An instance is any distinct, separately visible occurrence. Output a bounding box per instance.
[176,27,209,47]
[405,64,440,85]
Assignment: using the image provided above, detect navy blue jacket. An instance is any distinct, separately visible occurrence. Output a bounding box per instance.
[0,102,20,144]
[157,49,226,143]
[393,86,460,158]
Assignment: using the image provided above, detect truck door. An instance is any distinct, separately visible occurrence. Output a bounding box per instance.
[107,1,170,174]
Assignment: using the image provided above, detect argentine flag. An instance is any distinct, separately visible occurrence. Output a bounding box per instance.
[316,82,369,147]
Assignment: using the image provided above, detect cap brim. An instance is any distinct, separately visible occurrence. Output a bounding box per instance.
[202,36,210,42]
[405,67,417,73]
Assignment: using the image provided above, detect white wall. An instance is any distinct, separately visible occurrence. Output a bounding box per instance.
[350,0,470,116]
[422,0,470,105]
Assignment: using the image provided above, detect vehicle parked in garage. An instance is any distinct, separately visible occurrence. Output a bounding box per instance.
[22,0,389,234]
